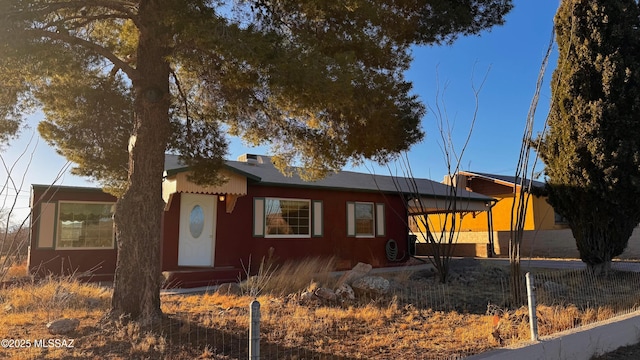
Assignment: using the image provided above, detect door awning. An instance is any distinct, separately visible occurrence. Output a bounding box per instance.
[163,169,247,213]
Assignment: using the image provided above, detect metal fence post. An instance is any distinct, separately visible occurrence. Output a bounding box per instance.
[249,299,260,360]
[525,272,538,341]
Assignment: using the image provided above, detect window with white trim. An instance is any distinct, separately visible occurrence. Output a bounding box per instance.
[57,202,115,249]
[265,198,311,237]
[355,202,375,237]
[347,202,386,237]
[254,197,323,238]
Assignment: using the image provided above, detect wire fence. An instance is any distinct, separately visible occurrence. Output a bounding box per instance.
[3,260,640,359]
[528,264,640,337]
[140,262,640,359]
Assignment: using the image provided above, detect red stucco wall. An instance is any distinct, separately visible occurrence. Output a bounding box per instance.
[31,183,411,283]
[161,184,411,274]
[28,186,118,281]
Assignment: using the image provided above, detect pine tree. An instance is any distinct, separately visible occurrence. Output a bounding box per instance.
[539,0,640,273]
[1,0,513,325]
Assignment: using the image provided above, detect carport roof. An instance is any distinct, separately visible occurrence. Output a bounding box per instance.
[460,171,545,189]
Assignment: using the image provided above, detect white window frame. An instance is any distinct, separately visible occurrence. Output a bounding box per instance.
[263,197,312,238]
[56,201,116,250]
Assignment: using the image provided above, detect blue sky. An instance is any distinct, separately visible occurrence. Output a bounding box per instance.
[1,1,560,224]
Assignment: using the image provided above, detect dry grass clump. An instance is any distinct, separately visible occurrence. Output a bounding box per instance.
[0,275,110,316]
[489,303,620,345]
[537,304,616,335]
[109,317,168,355]
[242,256,337,296]
[0,258,28,280]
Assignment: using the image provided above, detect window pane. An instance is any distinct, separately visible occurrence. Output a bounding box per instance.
[189,205,204,238]
[57,203,115,248]
[265,198,310,236]
[355,203,374,236]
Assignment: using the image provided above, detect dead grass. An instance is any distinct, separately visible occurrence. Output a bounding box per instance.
[0,275,111,359]
[1,258,27,280]
[241,255,338,297]
[1,259,640,359]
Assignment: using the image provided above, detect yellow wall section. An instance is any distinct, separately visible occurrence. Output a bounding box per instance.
[417,193,563,234]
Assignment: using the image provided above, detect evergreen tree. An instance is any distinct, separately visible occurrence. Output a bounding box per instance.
[538,0,640,273]
[0,0,512,325]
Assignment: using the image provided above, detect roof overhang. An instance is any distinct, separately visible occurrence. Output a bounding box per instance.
[408,197,494,215]
[459,171,545,192]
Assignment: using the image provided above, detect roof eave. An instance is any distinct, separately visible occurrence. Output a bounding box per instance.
[165,163,262,182]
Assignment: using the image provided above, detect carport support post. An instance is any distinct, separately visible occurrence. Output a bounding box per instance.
[525,272,539,341]
[249,300,260,359]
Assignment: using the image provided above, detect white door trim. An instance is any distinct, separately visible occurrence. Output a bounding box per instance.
[178,193,217,267]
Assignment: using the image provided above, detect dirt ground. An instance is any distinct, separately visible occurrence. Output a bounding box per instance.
[592,343,640,360]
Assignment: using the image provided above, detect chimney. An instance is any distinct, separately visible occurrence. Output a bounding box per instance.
[443,173,468,189]
[237,154,263,165]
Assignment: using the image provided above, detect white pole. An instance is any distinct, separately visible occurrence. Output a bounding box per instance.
[249,300,261,360]
[525,272,538,341]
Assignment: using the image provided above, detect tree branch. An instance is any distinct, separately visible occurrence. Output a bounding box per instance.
[60,14,135,30]
[170,68,192,138]
[26,28,140,81]
[10,1,138,19]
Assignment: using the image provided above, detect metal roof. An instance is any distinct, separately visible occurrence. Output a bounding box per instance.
[165,154,493,202]
[460,171,546,189]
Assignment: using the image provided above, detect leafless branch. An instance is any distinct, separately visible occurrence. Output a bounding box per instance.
[0,130,75,282]
[508,26,556,305]
[0,133,37,281]
[383,66,490,282]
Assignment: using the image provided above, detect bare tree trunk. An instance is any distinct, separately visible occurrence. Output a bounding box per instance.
[110,0,170,327]
[508,238,522,305]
